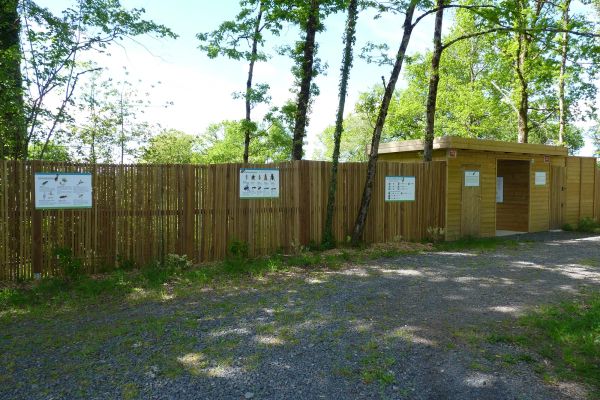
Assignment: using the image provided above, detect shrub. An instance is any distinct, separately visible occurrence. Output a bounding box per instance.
[116,255,136,271]
[54,247,83,282]
[224,239,250,274]
[228,239,249,259]
[576,217,600,233]
[562,223,574,231]
[426,226,445,243]
[163,254,192,271]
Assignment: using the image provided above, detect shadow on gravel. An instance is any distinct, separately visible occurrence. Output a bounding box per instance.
[0,233,598,399]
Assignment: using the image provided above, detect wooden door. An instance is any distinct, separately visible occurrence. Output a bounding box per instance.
[461,167,481,237]
[550,165,565,229]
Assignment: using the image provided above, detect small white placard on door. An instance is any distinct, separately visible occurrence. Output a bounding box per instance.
[535,171,546,186]
[496,177,504,203]
[464,171,480,187]
[385,176,416,202]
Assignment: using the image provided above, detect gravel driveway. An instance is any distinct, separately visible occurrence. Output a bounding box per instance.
[1,232,599,400]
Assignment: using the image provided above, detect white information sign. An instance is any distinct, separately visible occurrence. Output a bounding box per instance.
[34,172,93,209]
[535,171,547,186]
[385,176,416,202]
[240,168,279,199]
[496,177,504,203]
[464,170,480,187]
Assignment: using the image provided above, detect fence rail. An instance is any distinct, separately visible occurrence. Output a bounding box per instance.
[0,160,447,280]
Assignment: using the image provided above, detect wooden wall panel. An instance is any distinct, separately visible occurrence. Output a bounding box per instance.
[530,159,550,232]
[579,158,596,219]
[565,157,581,225]
[595,167,600,221]
[496,160,530,232]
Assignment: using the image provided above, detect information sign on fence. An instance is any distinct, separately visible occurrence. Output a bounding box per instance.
[34,172,93,209]
[240,168,280,199]
[385,176,416,202]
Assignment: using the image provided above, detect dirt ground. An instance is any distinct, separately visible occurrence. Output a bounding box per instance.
[1,232,599,399]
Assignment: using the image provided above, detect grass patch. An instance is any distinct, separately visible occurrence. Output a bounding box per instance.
[435,237,518,252]
[486,295,600,392]
[358,340,396,386]
[518,295,600,389]
[0,240,430,317]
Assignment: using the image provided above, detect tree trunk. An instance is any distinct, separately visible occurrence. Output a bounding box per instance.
[291,0,320,160]
[350,1,417,246]
[558,0,570,144]
[322,0,358,248]
[244,4,264,163]
[423,0,444,161]
[0,0,27,159]
[516,32,529,143]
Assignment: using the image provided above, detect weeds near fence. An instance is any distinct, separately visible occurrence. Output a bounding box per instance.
[434,236,519,252]
[562,217,600,233]
[0,240,431,318]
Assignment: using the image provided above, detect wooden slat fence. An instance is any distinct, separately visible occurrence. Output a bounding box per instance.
[595,167,600,221]
[0,160,447,280]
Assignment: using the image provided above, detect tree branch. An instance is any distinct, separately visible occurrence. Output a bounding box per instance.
[412,4,496,29]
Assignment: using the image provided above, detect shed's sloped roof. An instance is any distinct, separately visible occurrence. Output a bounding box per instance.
[377,136,568,157]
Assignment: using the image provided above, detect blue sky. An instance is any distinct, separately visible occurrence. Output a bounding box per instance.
[40,0,596,157]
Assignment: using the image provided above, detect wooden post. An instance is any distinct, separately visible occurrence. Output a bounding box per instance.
[183,164,196,262]
[31,161,42,280]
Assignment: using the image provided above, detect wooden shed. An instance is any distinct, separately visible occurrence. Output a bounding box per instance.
[376,137,599,240]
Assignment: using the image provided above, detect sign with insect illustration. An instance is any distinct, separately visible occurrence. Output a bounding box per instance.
[239,168,279,199]
[385,176,416,202]
[34,172,93,209]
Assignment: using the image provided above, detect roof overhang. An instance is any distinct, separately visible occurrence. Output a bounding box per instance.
[375,136,568,157]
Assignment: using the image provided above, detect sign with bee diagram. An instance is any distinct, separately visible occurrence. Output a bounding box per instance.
[385,176,416,202]
[34,172,93,209]
[239,168,279,199]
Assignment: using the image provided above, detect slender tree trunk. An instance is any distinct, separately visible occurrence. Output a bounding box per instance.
[0,0,27,159]
[423,0,444,161]
[558,0,570,144]
[351,1,417,246]
[292,0,320,160]
[120,91,125,164]
[244,4,264,163]
[515,0,545,144]
[516,32,529,143]
[322,0,358,248]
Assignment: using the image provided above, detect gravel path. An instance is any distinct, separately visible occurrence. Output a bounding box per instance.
[1,232,599,400]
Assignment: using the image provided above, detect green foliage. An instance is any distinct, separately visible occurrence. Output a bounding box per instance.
[28,141,71,162]
[224,239,250,274]
[198,117,293,163]
[228,239,250,259]
[116,255,136,271]
[16,0,176,160]
[315,113,372,161]
[54,247,83,282]
[143,254,192,287]
[576,217,600,233]
[67,69,163,163]
[139,129,200,164]
[562,223,574,231]
[0,0,26,160]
